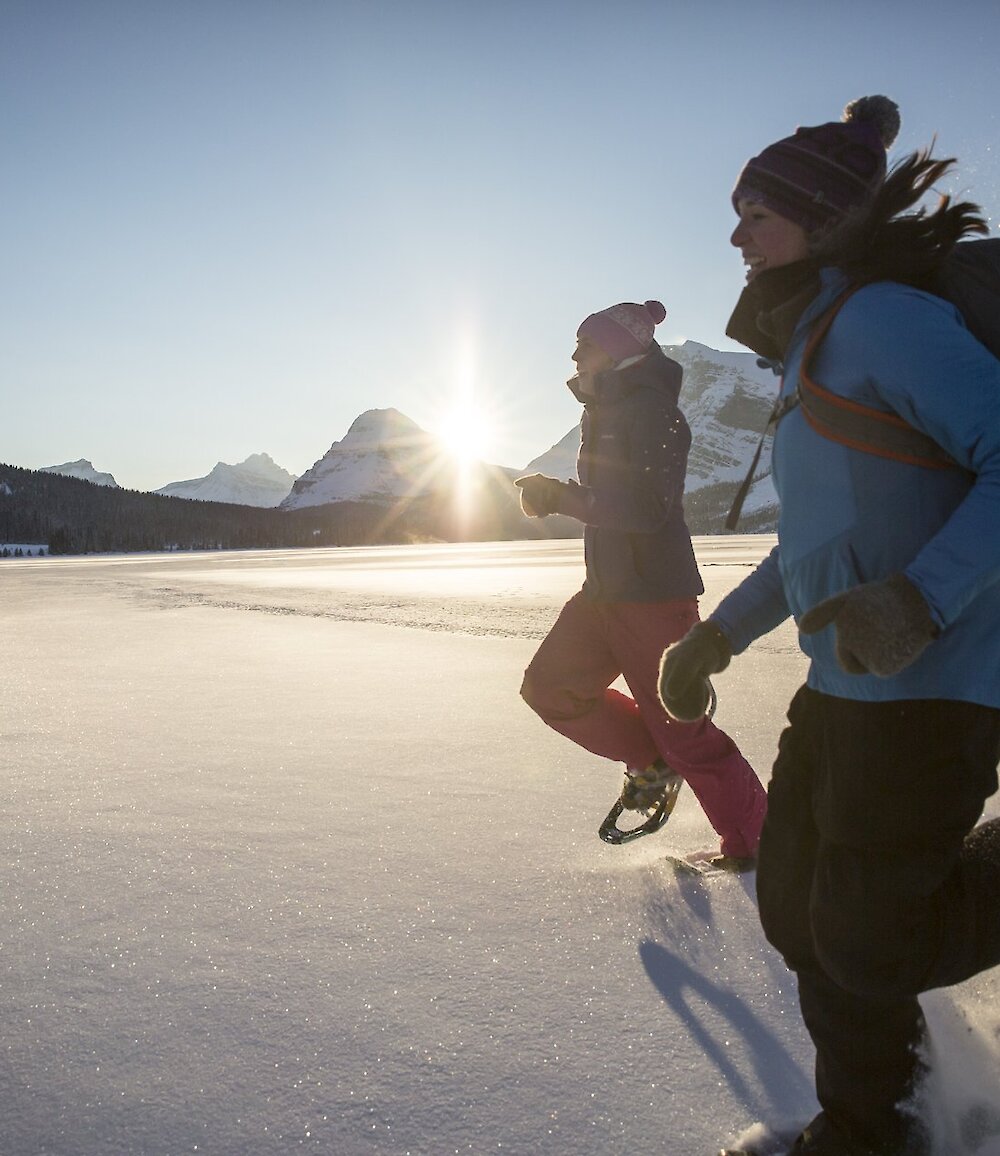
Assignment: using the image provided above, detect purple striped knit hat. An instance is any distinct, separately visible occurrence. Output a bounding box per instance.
[732,95,901,235]
[577,300,667,363]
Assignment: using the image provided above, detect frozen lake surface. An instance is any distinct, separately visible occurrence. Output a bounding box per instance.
[3,538,999,1155]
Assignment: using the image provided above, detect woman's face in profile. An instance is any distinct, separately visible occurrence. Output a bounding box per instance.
[731,199,810,282]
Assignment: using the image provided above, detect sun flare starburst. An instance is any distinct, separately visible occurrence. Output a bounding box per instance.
[433,403,494,464]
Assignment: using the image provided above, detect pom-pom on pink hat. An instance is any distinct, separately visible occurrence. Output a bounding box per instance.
[577,300,667,363]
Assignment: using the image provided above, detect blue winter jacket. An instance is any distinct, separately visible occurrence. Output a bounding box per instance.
[557,343,703,603]
[712,268,1000,707]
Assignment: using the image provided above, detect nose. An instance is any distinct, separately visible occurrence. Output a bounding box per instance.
[730,220,747,247]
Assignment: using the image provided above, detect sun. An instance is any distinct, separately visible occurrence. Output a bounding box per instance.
[434,404,494,464]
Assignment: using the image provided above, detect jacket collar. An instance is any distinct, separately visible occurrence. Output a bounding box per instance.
[725,260,823,360]
[566,344,677,405]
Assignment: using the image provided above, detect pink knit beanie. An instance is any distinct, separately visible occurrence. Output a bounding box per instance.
[577,300,667,363]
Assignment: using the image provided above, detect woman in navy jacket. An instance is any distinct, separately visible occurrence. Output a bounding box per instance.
[517,299,766,864]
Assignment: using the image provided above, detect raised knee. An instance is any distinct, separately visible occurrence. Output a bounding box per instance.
[520,667,541,711]
[520,667,590,722]
[521,667,559,718]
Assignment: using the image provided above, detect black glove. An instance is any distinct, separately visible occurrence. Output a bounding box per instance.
[798,573,939,677]
[658,621,732,722]
[514,474,565,518]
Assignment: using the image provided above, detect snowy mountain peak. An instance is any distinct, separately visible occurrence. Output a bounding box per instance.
[240,452,284,471]
[281,410,445,511]
[344,408,425,443]
[40,459,119,487]
[154,454,297,507]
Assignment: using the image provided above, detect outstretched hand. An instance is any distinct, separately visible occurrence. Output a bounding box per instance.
[798,574,939,677]
[657,621,732,722]
[514,474,565,518]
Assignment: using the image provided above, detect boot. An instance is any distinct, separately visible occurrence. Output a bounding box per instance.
[785,1112,926,1156]
[620,758,681,811]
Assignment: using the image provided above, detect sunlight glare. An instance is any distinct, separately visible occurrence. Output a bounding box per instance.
[435,403,494,464]
[432,326,498,465]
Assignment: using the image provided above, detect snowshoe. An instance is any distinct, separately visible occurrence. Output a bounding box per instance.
[598,760,683,844]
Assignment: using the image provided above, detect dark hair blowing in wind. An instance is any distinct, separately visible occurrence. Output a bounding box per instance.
[820,148,989,290]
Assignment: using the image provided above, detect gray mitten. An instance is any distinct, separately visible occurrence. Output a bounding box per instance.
[658,621,732,722]
[514,474,565,518]
[798,573,939,677]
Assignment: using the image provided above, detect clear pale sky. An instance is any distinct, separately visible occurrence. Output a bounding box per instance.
[4,0,999,492]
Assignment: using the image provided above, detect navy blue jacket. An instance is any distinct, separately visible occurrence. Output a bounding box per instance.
[556,343,703,603]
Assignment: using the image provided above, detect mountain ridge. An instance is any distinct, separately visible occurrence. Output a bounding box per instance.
[155,453,297,507]
[40,459,119,488]
[25,340,777,533]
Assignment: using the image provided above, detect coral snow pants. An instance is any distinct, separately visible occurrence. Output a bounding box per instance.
[520,592,767,858]
[757,687,1000,1150]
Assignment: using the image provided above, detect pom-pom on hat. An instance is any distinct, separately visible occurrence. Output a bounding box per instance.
[731,95,901,235]
[577,299,667,363]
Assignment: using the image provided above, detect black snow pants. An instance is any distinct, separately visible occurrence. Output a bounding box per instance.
[756,687,1000,1149]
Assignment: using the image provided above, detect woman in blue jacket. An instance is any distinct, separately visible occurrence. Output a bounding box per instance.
[659,97,1000,1155]
[517,299,766,865]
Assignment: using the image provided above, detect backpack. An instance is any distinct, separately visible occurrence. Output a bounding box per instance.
[725,237,1000,530]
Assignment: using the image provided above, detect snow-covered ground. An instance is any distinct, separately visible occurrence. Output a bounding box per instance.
[3,539,999,1156]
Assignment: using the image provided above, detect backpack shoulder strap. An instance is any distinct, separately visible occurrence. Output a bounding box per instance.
[797,287,960,471]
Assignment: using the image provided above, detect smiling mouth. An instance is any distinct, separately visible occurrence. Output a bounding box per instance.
[743,255,765,281]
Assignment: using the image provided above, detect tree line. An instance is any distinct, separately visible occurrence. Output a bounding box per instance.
[0,463,585,555]
[0,460,764,558]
